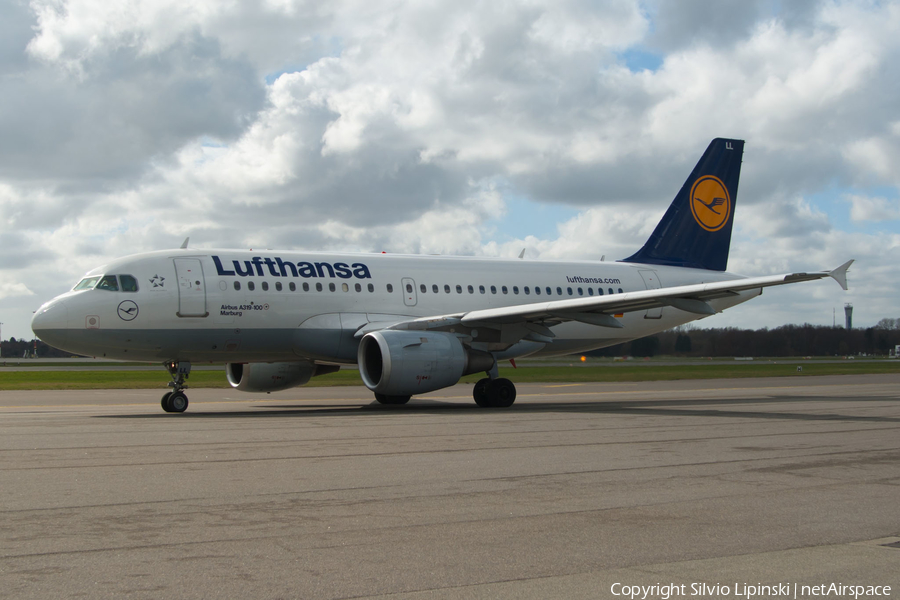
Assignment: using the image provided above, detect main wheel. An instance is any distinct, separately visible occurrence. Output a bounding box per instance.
[166,391,189,413]
[161,392,173,412]
[374,393,411,405]
[487,378,517,408]
[473,378,491,407]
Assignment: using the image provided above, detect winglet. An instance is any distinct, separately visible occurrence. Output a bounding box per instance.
[180,237,190,249]
[829,259,854,291]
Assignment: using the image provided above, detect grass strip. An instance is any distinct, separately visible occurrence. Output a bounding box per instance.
[1,360,897,390]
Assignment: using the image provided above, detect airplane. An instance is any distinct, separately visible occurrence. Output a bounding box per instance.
[31,138,853,413]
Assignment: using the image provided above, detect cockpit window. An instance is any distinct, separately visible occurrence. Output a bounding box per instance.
[120,275,138,292]
[96,275,119,291]
[73,274,136,292]
[73,276,101,291]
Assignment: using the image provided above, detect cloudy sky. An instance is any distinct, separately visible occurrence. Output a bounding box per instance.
[2,0,898,341]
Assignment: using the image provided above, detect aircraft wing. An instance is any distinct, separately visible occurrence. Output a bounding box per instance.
[358,261,853,339]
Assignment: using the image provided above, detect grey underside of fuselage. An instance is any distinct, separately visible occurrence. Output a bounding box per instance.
[41,327,639,363]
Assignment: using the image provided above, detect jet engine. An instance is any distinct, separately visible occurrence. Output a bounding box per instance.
[358,330,494,396]
[226,361,340,392]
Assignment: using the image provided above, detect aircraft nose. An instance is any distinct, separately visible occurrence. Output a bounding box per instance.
[32,298,69,348]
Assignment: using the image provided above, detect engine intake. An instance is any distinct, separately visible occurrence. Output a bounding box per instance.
[358,330,494,396]
[226,361,340,392]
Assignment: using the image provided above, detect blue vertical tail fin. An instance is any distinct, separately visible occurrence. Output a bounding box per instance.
[621,138,744,272]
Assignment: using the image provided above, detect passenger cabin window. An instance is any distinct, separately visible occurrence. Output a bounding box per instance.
[120,275,139,292]
[234,281,241,291]
[444,284,451,294]
[342,283,349,292]
[546,287,552,295]
[96,275,119,292]
[368,283,374,292]
[578,287,583,296]
[535,287,541,295]
[513,286,519,294]
[262,282,269,291]
[303,282,310,292]
[387,284,393,293]
[289,282,296,291]
[456,285,462,294]
[407,283,413,293]
[248,281,256,291]
[316,283,323,292]
[433,284,439,293]
[467,285,474,294]
[479,285,485,294]
[524,286,530,295]
[420,284,426,293]
[275,282,282,292]
[490,285,497,294]
[502,286,508,294]
[329,283,336,292]
[355,283,362,292]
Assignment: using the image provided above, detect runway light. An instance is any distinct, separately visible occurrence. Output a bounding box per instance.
[580,356,586,362]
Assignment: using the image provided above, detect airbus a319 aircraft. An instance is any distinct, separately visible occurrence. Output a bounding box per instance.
[32,139,852,413]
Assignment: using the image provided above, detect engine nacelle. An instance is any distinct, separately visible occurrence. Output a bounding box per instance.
[226,361,339,392]
[358,330,494,396]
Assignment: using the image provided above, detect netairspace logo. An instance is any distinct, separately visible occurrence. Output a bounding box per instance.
[609,582,892,600]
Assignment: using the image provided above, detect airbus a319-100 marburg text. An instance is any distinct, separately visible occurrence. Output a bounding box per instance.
[32,139,853,412]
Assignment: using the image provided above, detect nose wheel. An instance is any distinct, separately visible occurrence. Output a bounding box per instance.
[161,391,189,413]
[161,361,191,413]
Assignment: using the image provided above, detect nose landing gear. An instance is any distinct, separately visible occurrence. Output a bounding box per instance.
[161,361,191,413]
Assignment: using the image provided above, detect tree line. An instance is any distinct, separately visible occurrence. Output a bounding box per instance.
[5,321,900,360]
[589,323,900,358]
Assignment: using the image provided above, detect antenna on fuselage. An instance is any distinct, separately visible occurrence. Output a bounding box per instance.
[180,237,190,249]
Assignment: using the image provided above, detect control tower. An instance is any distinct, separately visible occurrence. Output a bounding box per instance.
[844,303,853,330]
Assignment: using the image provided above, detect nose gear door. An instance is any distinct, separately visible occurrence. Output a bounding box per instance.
[174,258,208,317]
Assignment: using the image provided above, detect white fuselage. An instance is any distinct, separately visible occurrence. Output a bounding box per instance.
[32,249,758,363]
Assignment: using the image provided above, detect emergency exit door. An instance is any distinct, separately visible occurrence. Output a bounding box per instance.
[401,277,418,307]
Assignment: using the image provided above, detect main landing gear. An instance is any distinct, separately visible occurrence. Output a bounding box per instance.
[161,361,191,413]
[473,376,517,408]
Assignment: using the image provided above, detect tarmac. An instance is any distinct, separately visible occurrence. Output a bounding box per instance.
[1,374,898,599]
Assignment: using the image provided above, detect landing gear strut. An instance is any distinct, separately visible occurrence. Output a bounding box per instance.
[161,361,191,413]
[473,377,517,408]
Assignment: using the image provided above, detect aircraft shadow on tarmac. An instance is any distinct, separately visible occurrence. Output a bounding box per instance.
[97,395,900,423]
